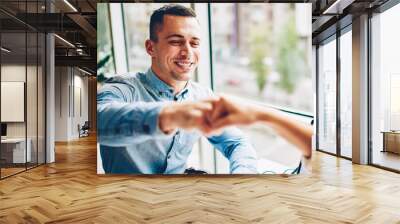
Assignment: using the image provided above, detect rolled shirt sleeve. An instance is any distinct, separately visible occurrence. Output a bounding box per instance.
[207,127,258,174]
[97,83,173,147]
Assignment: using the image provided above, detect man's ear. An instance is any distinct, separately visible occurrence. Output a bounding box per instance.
[145,39,155,57]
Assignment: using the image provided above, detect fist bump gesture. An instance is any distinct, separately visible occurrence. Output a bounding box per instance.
[159,95,312,158]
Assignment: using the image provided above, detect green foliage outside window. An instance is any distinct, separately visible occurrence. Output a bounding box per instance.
[249,25,271,94]
[97,4,115,80]
[275,15,307,94]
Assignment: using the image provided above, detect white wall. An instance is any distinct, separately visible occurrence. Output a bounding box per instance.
[72,72,89,138]
[54,67,89,141]
[1,63,46,163]
[55,66,68,141]
[1,65,29,138]
[1,65,25,129]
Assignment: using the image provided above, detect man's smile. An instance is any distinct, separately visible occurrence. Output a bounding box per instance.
[173,60,195,71]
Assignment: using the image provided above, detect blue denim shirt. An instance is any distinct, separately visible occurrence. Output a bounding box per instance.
[97,69,258,174]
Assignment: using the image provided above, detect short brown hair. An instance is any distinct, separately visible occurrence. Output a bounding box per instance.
[149,4,196,42]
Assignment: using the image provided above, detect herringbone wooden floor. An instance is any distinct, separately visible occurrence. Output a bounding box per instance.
[1,135,400,223]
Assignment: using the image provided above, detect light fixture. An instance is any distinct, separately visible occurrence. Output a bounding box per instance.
[1,47,11,53]
[76,48,86,55]
[322,0,355,15]
[54,34,75,48]
[63,0,78,12]
[78,67,93,76]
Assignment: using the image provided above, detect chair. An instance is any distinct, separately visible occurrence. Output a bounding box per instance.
[78,121,90,138]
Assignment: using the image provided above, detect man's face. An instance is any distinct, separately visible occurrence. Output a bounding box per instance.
[147,15,201,82]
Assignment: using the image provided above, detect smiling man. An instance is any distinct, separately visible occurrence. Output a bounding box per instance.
[97,4,258,174]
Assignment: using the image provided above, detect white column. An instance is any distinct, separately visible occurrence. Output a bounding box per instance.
[352,14,369,164]
[46,33,55,163]
[312,45,317,151]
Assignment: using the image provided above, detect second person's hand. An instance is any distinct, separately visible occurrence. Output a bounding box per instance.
[208,95,261,129]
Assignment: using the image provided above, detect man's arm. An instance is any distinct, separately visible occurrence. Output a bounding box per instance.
[207,128,258,174]
[97,83,171,146]
[98,83,215,147]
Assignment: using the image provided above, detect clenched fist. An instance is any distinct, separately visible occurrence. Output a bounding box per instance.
[159,100,217,135]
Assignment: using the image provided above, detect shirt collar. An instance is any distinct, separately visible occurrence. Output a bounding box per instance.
[142,68,190,99]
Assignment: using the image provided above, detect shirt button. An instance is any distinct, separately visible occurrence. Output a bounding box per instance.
[167,155,171,159]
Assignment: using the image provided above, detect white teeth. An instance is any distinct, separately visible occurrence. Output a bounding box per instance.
[176,62,192,67]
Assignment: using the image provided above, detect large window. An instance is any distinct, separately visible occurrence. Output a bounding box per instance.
[371,3,400,171]
[97,4,115,76]
[0,1,46,179]
[316,26,352,159]
[317,37,337,155]
[339,28,352,158]
[1,32,28,178]
[211,3,312,172]
[211,4,312,113]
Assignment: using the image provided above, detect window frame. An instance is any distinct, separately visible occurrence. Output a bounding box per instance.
[315,22,353,160]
